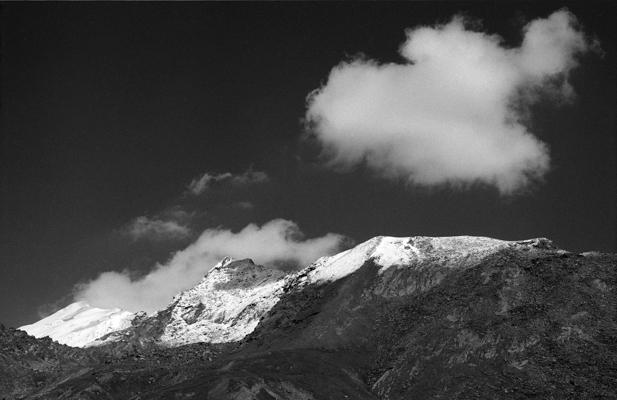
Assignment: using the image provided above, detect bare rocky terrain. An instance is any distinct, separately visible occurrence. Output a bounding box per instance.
[2,238,616,399]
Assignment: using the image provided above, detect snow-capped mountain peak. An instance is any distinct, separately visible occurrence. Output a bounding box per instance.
[19,301,135,347]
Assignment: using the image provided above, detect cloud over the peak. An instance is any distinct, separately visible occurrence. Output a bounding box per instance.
[305,10,592,194]
[75,219,348,313]
[187,169,270,196]
[123,216,191,241]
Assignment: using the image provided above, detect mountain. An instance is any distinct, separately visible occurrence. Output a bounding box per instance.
[5,235,617,399]
[19,236,517,348]
[19,236,514,348]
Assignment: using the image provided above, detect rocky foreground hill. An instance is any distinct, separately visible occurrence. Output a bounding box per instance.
[2,236,616,399]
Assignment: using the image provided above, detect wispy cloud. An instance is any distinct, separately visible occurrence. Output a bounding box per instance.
[123,216,191,241]
[75,219,349,313]
[232,201,255,210]
[118,168,271,242]
[187,168,270,196]
[306,10,593,194]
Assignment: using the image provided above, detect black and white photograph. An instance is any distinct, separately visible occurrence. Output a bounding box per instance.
[1,1,616,399]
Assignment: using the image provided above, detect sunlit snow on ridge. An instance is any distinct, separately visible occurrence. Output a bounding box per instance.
[305,236,511,283]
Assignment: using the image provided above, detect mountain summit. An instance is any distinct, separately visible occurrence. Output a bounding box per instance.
[9,235,616,399]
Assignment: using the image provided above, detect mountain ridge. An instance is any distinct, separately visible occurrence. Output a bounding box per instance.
[6,234,616,399]
[20,235,555,348]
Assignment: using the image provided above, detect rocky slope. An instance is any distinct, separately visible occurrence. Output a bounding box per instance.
[3,236,617,399]
[0,324,92,398]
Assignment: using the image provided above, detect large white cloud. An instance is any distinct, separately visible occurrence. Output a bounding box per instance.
[306,10,591,193]
[75,219,347,313]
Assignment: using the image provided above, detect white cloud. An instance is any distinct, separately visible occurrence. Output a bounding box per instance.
[124,216,191,241]
[187,169,270,196]
[306,10,591,194]
[75,219,347,313]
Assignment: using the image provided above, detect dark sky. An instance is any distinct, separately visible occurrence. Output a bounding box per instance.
[1,2,615,327]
